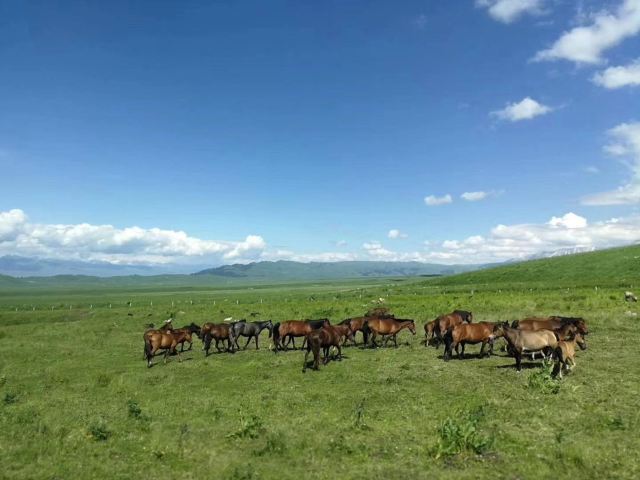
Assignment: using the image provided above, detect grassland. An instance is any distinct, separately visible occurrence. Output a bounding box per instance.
[1,249,639,479]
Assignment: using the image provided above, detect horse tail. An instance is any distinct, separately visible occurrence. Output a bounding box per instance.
[511,320,519,329]
[144,338,152,361]
[362,320,371,346]
[271,323,281,352]
[203,331,212,355]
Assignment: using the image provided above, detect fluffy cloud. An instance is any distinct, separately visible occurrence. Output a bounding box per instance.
[593,59,640,88]
[534,0,640,64]
[476,0,545,23]
[461,191,498,202]
[430,212,640,263]
[424,194,453,206]
[0,209,267,265]
[582,122,640,205]
[388,229,408,239]
[491,97,552,122]
[358,213,640,264]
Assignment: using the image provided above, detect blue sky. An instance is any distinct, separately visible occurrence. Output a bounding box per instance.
[1,0,640,268]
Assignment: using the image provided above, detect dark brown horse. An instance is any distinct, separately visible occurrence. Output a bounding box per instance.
[431,310,473,348]
[302,325,347,372]
[276,319,330,351]
[514,316,588,335]
[143,329,192,367]
[201,322,236,355]
[338,317,370,346]
[444,321,507,361]
[365,318,416,348]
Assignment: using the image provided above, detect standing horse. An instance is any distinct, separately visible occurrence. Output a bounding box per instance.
[444,321,507,361]
[338,317,370,346]
[201,322,237,355]
[302,325,348,372]
[231,320,273,350]
[168,323,201,352]
[514,316,588,336]
[492,324,558,372]
[552,332,587,378]
[365,318,416,348]
[276,319,330,351]
[431,310,473,348]
[423,319,437,347]
[143,329,192,367]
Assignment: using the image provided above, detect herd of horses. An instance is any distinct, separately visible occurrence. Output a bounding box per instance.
[142,307,589,376]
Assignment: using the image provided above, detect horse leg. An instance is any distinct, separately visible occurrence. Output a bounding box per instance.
[254,335,259,350]
[174,342,182,363]
[336,344,342,361]
[244,336,252,350]
[515,351,522,372]
[393,334,398,348]
[370,332,378,348]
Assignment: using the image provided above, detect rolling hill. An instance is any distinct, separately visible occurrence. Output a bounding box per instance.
[430,244,640,287]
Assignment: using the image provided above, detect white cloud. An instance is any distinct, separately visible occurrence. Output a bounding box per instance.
[424,194,453,206]
[0,209,268,265]
[585,166,600,174]
[428,212,640,264]
[534,0,640,64]
[476,0,545,23]
[582,122,640,205]
[548,212,588,229]
[461,191,489,201]
[593,59,640,88]
[388,229,408,239]
[491,97,552,122]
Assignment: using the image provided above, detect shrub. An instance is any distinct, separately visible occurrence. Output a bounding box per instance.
[127,400,142,418]
[3,392,17,405]
[528,360,561,394]
[88,421,111,441]
[227,415,265,439]
[433,407,493,459]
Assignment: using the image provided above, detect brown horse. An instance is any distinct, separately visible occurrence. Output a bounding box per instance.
[493,324,558,371]
[432,310,473,348]
[423,319,437,347]
[365,318,416,348]
[514,316,588,336]
[276,319,330,351]
[338,317,370,346]
[201,322,236,355]
[302,325,346,372]
[143,329,192,367]
[553,332,587,378]
[444,321,507,361]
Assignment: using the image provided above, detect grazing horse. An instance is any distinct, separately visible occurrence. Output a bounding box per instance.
[302,325,347,372]
[492,325,558,372]
[365,318,416,348]
[553,332,587,378]
[276,319,330,351]
[143,329,192,367]
[338,317,370,346]
[514,316,589,336]
[201,322,236,355]
[431,310,473,348]
[231,320,273,350]
[444,321,508,361]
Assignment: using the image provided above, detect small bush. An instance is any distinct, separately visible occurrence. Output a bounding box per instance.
[353,398,369,430]
[3,392,17,405]
[227,415,265,439]
[433,407,493,459]
[528,361,561,394]
[88,421,111,441]
[127,400,142,418]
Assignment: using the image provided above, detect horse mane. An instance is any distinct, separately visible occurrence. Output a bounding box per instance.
[453,310,473,322]
[338,318,352,325]
[510,320,519,328]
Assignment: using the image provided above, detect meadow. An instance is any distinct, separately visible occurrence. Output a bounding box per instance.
[1,255,639,479]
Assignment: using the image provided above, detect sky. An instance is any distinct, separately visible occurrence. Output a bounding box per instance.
[1,0,640,269]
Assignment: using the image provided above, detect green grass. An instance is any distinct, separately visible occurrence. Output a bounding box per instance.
[1,254,640,479]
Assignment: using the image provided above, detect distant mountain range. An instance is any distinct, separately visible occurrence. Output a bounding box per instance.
[0,256,481,282]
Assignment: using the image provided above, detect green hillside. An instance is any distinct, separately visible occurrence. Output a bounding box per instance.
[431,244,640,288]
